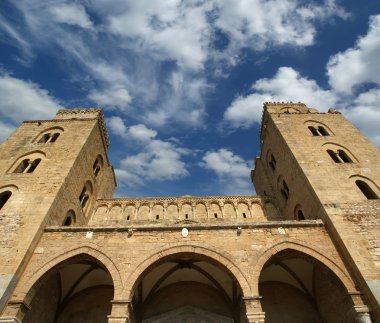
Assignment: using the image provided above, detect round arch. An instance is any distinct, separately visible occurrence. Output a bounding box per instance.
[124,243,252,300]
[251,241,356,295]
[16,245,123,305]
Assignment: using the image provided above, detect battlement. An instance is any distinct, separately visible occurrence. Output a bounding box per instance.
[55,108,110,148]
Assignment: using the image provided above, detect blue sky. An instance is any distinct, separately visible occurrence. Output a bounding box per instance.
[0,0,379,197]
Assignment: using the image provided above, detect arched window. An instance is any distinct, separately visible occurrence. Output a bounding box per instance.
[93,155,103,177]
[297,210,306,220]
[79,181,93,209]
[318,126,329,136]
[269,154,277,171]
[38,133,51,143]
[327,149,352,163]
[63,210,76,226]
[337,150,352,163]
[355,180,379,200]
[36,130,61,144]
[0,191,12,210]
[308,125,330,136]
[14,158,41,173]
[281,180,289,200]
[308,126,320,136]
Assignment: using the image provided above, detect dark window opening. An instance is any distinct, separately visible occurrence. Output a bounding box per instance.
[356,180,378,200]
[27,158,41,173]
[338,150,352,163]
[93,156,103,177]
[38,133,51,143]
[243,212,246,218]
[14,159,30,173]
[185,214,188,219]
[50,133,60,143]
[0,191,12,210]
[214,213,218,218]
[269,153,277,171]
[308,126,320,136]
[327,150,341,163]
[127,215,130,220]
[63,216,72,226]
[318,126,329,136]
[156,214,159,220]
[281,180,290,200]
[79,187,89,208]
[297,210,306,220]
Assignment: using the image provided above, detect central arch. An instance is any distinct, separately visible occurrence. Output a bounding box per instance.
[125,244,251,322]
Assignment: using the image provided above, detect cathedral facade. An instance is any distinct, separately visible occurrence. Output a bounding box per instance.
[0,102,379,322]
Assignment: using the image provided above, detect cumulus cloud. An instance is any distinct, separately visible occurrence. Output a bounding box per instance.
[200,149,253,195]
[88,87,132,110]
[342,88,380,145]
[0,74,61,123]
[224,67,337,128]
[49,4,94,30]
[327,15,380,93]
[109,118,189,187]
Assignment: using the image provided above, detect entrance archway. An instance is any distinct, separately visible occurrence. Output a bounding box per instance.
[23,254,114,323]
[258,249,356,323]
[130,252,244,322]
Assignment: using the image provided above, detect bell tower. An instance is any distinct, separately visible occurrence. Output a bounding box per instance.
[252,102,380,318]
[0,108,116,312]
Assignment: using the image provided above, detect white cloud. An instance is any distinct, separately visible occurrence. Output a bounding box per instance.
[109,118,189,186]
[0,74,61,123]
[128,124,157,142]
[108,0,348,70]
[342,88,380,146]
[0,121,16,143]
[49,4,94,30]
[327,15,380,93]
[88,87,132,110]
[224,67,337,128]
[200,149,253,195]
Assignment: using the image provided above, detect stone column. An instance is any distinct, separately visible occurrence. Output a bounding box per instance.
[108,300,132,323]
[0,301,29,323]
[243,296,265,323]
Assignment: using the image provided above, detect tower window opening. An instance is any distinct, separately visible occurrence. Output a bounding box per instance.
[327,149,352,163]
[127,215,130,221]
[63,210,75,226]
[63,216,72,226]
[79,187,89,208]
[338,150,352,163]
[50,133,60,143]
[318,126,329,136]
[14,158,41,173]
[156,214,159,220]
[38,133,51,143]
[281,180,290,200]
[14,159,30,173]
[214,213,218,218]
[93,155,103,177]
[0,191,12,210]
[355,180,378,200]
[185,214,188,219]
[327,150,341,163]
[27,159,41,173]
[243,212,247,218]
[308,126,320,136]
[297,210,306,220]
[269,153,277,171]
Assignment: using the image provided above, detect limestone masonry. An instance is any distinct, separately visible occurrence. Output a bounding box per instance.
[0,102,379,322]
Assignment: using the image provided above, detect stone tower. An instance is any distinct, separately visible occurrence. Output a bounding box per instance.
[0,109,116,310]
[0,104,378,322]
[252,102,380,319]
